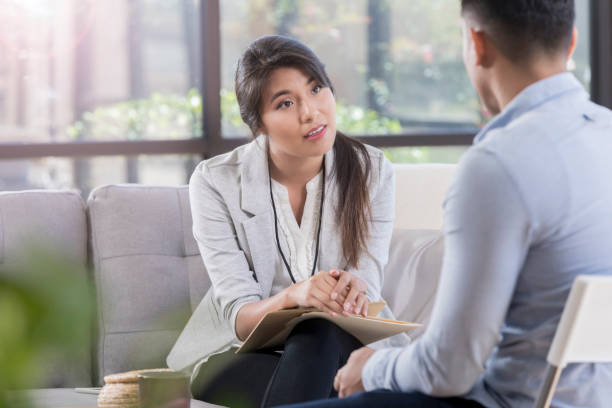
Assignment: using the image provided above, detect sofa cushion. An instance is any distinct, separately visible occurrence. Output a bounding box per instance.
[87,183,447,384]
[0,190,87,266]
[382,229,444,339]
[0,190,91,387]
[87,185,210,385]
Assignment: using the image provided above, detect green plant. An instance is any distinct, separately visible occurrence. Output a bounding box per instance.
[0,246,94,408]
[382,145,468,164]
[68,89,403,141]
[335,101,402,134]
[67,89,202,141]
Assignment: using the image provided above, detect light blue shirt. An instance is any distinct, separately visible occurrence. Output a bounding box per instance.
[363,73,612,408]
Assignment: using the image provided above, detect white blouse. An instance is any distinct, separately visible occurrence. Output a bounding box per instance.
[269,171,323,294]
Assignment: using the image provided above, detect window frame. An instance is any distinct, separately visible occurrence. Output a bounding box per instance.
[0,0,609,161]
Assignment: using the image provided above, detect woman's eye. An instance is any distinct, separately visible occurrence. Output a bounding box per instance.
[277,100,293,109]
[312,85,322,94]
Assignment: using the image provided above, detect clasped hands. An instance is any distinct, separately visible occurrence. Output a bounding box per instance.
[288,268,369,317]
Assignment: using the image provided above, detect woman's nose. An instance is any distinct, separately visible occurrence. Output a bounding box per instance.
[299,101,315,123]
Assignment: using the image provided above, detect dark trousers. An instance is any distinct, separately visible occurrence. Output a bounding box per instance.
[275,389,486,408]
[192,318,363,408]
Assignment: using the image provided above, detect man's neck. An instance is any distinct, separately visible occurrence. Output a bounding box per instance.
[493,58,567,112]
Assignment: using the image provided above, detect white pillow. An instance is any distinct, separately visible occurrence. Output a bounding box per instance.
[382,229,444,339]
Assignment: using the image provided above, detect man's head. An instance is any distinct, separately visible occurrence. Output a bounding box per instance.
[461,0,577,114]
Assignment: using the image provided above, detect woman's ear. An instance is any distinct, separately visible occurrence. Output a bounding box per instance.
[257,124,268,137]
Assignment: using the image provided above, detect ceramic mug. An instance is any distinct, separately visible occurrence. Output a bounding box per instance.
[138,371,191,408]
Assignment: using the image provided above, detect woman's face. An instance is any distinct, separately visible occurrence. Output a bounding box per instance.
[259,67,336,161]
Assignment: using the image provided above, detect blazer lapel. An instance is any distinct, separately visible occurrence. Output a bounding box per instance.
[239,137,276,296]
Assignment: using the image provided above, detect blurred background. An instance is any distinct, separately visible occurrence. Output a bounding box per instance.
[0,0,602,198]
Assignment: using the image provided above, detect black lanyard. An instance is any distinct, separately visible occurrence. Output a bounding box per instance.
[268,159,325,284]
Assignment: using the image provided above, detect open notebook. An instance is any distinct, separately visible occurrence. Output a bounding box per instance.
[237,301,421,353]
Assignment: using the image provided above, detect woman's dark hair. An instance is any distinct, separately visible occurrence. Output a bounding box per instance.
[461,0,575,61]
[235,35,372,269]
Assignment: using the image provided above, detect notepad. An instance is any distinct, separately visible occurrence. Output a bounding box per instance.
[236,301,421,353]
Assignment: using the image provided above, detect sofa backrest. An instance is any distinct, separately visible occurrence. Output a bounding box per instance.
[382,229,444,339]
[87,185,209,385]
[393,163,456,230]
[86,163,455,383]
[0,190,92,387]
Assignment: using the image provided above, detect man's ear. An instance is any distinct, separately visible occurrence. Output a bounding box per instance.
[470,27,493,68]
[567,26,578,60]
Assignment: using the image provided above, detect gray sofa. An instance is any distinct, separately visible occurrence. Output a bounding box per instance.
[0,163,455,405]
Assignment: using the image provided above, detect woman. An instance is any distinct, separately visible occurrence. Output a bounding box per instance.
[167,35,405,407]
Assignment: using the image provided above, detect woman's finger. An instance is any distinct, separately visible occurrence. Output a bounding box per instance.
[313,272,342,298]
[310,287,344,315]
[320,270,342,291]
[343,286,361,315]
[338,286,349,304]
[308,296,337,316]
[354,293,367,317]
[316,270,348,307]
[361,296,369,317]
[330,270,352,301]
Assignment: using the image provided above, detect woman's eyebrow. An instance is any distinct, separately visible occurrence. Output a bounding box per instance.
[269,77,316,104]
[270,89,290,104]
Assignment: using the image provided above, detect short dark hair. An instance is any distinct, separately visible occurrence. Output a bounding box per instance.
[461,0,575,61]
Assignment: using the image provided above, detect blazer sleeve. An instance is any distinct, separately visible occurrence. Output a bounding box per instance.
[347,154,395,304]
[189,162,263,337]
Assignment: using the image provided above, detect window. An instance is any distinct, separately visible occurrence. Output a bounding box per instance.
[0,155,199,196]
[0,0,606,193]
[0,0,201,143]
[220,0,591,142]
[0,0,201,191]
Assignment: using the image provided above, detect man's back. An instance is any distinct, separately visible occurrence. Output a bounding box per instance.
[466,73,612,407]
[358,74,612,408]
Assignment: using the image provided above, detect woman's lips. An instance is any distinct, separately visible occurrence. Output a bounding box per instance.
[304,124,327,141]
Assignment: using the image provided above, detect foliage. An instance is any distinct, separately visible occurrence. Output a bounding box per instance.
[67,89,403,140]
[222,0,482,125]
[0,246,93,408]
[67,89,202,141]
[383,145,468,164]
[335,101,402,134]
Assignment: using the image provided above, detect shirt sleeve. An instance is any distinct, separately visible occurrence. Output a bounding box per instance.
[362,148,533,396]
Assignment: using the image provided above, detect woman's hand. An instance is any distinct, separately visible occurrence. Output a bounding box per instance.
[329,269,369,317]
[285,270,349,316]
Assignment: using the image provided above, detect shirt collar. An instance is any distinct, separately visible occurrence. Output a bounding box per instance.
[474,72,588,144]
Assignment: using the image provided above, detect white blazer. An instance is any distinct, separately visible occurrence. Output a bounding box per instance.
[167,136,404,372]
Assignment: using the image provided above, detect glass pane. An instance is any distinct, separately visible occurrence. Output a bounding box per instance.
[0,155,199,198]
[384,146,468,164]
[572,1,590,89]
[221,0,592,138]
[0,0,201,143]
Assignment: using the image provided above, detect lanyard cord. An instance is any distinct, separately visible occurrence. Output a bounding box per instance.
[268,158,325,284]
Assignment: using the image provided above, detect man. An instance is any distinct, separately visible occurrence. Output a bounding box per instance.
[283,1,612,407]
